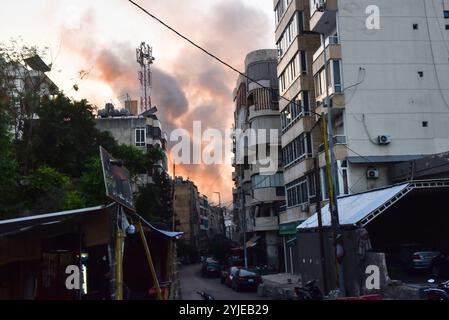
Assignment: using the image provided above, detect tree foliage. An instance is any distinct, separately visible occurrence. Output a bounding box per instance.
[0,43,171,224]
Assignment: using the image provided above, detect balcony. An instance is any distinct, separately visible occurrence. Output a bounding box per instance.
[248,105,279,121]
[312,36,341,72]
[309,0,338,34]
[254,216,279,232]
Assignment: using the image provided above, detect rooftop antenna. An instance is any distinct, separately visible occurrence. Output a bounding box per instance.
[136,42,155,114]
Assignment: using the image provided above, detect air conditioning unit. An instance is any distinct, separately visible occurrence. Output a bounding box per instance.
[366,168,379,180]
[377,135,391,145]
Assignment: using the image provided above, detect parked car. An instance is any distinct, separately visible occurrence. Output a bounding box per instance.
[225,266,241,287]
[230,268,262,292]
[201,259,221,278]
[387,243,439,271]
[431,252,449,279]
[220,257,245,284]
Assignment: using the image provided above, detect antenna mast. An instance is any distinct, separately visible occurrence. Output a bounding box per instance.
[136,42,155,114]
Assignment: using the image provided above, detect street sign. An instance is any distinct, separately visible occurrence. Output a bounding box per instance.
[99,146,135,211]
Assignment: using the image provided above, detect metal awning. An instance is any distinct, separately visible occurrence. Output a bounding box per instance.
[0,205,108,237]
[298,180,449,230]
[0,204,183,239]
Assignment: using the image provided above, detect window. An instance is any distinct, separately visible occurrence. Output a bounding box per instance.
[320,161,349,200]
[285,173,315,208]
[282,132,312,167]
[135,128,146,147]
[444,10,449,19]
[413,23,419,30]
[279,72,286,92]
[251,173,284,189]
[279,52,305,93]
[418,71,424,78]
[300,51,307,74]
[332,60,342,92]
[314,71,324,98]
[276,11,304,58]
[281,92,310,130]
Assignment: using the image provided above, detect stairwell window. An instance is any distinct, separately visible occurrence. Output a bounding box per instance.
[135,127,146,147]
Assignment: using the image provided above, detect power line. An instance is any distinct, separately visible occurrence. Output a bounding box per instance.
[127,0,375,201]
[127,0,370,160]
[127,0,322,118]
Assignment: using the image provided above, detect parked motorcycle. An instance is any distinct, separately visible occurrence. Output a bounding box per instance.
[197,291,215,300]
[294,279,324,300]
[423,279,449,300]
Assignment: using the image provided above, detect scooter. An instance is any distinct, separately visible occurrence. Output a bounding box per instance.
[294,279,324,300]
[423,279,449,300]
[197,291,215,300]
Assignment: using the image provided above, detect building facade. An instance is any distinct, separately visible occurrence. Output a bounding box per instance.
[273,0,322,264]
[95,104,168,177]
[273,0,449,273]
[173,177,201,249]
[274,0,449,223]
[232,49,285,270]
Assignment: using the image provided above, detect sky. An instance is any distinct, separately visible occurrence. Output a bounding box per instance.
[0,0,276,205]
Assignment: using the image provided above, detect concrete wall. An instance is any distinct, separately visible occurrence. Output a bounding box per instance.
[338,0,449,188]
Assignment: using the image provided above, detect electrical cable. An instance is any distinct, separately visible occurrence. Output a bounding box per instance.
[127,0,377,204]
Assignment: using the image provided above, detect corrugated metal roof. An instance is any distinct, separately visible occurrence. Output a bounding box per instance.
[0,205,108,237]
[0,204,183,239]
[298,183,411,230]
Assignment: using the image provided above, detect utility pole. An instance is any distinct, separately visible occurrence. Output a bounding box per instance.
[313,156,329,295]
[172,163,176,231]
[321,33,345,294]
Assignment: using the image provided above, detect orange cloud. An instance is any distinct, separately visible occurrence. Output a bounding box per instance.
[55,0,275,204]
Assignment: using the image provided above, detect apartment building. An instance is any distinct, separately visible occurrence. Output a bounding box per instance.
[232,49,285,270]
[174,177,201,249]
[95,104,168,176]
[273,0,321,240]
[274,0,449,224]
[0,54,59,139]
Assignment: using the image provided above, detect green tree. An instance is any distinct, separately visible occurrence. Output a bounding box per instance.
[77,156,108,207]
[0,106,20,218]
[22,166,71,214]
[25,95,99,177]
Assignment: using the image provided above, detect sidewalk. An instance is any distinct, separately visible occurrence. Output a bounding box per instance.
[257,273,301,300]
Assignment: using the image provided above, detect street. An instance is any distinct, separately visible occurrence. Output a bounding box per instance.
[179,264,268,300]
